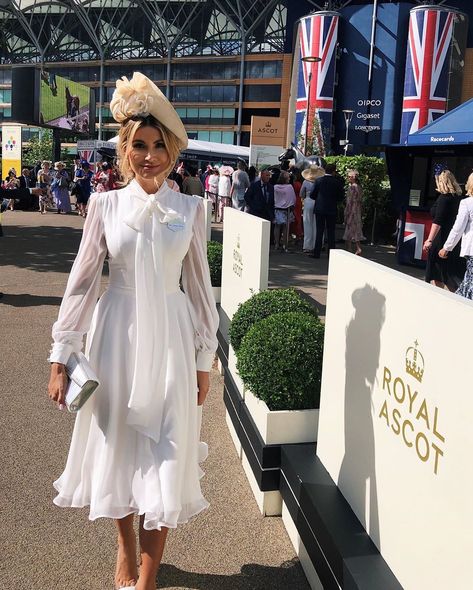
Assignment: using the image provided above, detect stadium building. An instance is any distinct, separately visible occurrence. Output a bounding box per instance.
[0,0,472,152]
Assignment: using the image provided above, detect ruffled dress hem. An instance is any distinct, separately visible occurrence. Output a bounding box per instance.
[52,484,210,531]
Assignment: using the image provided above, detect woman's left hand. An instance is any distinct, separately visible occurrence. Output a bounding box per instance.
[438,248,449,259]
[197,371,210,406]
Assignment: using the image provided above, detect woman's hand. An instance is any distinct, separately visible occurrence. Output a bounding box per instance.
[423,239,433,252]
[197,371,210,406]
[438,248,449,259]
[48,363,69,409]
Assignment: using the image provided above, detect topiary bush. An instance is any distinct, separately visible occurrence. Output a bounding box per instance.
[236,311,325,411]
[229,288,317,353]
[207,240,223,287]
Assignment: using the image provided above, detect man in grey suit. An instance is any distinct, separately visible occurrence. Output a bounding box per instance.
[309,163,344,258]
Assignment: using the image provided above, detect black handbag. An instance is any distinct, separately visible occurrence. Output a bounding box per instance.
[70,181,80,196]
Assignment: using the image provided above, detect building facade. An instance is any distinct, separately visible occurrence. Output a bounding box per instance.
[0,1,472,151]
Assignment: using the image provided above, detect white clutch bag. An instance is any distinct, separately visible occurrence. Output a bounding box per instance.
[65,352,100,412]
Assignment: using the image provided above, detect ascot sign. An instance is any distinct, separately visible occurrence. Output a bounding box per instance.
[317,251,473,590]
[378,342,445,475]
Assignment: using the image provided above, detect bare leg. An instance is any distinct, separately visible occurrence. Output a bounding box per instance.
[115,515,138,589]
[136,516,168,590]
[431,280,445,289]
[355,241,362,255]
[274,224,281,249]
[345,240,352,252]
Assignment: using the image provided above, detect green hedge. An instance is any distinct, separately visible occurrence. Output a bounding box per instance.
[207,241,223,287]
[229,288,317,353]
[237,311,324,411]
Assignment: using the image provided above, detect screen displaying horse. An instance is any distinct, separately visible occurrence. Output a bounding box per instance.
[39,71,91,133]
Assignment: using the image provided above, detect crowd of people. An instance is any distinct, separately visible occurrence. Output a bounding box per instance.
[1,158,120,217]
[2,150,367,260]
[169,159,364,256]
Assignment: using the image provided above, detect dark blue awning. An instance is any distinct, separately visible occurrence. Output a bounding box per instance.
[407,98,473,146]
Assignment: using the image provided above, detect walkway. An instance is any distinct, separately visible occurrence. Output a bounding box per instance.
[0,211,309,590]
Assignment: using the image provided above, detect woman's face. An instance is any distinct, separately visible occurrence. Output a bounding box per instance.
[348,174,356,184]
[128,125,170,191]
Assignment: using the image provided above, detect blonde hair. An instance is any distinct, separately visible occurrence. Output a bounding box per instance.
[435,170,462,196]
[465,172,473,197]
[117,115,181,185]
[347,169,359,180]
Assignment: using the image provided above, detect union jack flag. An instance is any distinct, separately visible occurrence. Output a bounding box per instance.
[400,8,454,143]
[78,149,96,171]
[295,13,339,155]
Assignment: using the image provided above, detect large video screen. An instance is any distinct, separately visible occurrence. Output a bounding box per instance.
[39,71,91,133]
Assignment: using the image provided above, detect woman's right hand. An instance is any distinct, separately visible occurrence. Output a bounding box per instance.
[48,363,69,408]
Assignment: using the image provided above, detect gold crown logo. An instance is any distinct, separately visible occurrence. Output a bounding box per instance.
[405,340,424,383]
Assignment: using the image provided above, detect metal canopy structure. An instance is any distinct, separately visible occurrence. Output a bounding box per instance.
[0,0,288,62]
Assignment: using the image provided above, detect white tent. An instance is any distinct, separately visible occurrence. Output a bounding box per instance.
[109,135,249,160]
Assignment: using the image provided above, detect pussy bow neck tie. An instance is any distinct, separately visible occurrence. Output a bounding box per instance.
[123,181,183,443]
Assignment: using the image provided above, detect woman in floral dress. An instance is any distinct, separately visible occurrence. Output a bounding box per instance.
[343,169,365,256]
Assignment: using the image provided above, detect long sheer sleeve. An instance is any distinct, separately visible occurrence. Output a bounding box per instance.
[49,195,107,364]
[443,199,469,251]
[182,198,219,372]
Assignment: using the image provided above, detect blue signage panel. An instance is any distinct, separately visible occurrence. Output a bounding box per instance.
[334,2,412,151]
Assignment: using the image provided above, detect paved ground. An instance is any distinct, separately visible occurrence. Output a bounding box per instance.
[0,210,309,590]
[0,210,426,590]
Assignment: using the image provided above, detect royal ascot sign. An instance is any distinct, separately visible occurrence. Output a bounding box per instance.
[220,207,270,321]
[317,251,473,590]
[378,341,445,475]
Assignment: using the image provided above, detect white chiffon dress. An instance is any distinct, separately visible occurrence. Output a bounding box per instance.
[49,179,219,531]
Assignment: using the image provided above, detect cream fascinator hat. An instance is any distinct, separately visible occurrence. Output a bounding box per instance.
[302,164,325,182]
[110,72,188,150]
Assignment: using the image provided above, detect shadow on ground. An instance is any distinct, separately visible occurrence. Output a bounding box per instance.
[0,293,63,307]
[159,558,309,589]
[1,224,109,277]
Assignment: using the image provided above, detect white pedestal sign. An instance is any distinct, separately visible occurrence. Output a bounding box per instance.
[220,207,270,322]
[317,251,473,590]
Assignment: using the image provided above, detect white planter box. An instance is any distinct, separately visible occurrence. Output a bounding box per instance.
[241,449,282,516]
[244,388,319,445]
[212,286,221,303]
[227,345,245,399]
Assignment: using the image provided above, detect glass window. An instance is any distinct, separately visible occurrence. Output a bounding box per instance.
[210,86,223,102]
[187,86,200,102]
[198,131,210,141]
[224,63,239,79]
[0,69,12,84]
[223,108,235,123]
[209,131,222,142]
[222,131,234,144]
[0,89,11,103]
[187,130,198,140]
[246,61,263,78]
[175,107,186,118]
[199,86,212,102]
[210,108,223,120]
[223,86,237,102]
[174,86,188,102]
[199,108,210,119]
[243,85,281,101]
[0,107,11,119]
[186,108,199,124]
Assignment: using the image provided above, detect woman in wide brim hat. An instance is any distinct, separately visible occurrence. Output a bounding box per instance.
[47,72,219,590]
[301,163,325,182]
[300,164,325,252]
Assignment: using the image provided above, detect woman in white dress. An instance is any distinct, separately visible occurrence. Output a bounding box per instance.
[47,72,219,590]
[301,164,325,252]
